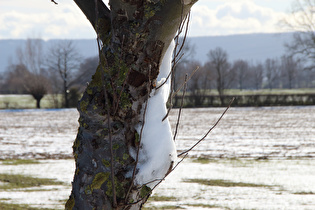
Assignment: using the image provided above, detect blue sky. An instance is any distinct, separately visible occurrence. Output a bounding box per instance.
[0,0,295,39]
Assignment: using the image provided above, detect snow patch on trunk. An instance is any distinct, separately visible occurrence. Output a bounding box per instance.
[131,40,177,188]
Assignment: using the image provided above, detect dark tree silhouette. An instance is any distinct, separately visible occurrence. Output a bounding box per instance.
[207,47,232,105]
[15,39,49,108]
[47,40,81,108]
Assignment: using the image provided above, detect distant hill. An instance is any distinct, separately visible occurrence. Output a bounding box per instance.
[0,33,294,73]
[188,32,294,64]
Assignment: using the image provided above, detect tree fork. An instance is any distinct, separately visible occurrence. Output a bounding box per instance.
[66,0,197,209]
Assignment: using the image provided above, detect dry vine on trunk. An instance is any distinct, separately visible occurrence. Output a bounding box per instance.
[53,0,233,209]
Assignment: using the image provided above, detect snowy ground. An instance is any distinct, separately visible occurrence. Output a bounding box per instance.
[0,107,315,209]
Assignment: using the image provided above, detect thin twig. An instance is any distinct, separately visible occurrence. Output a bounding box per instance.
[51,0,58,4]
[174,13,191,60]
[159,11,190,119]
[94,0,117,206]
[104,88,118,208]
[125,98,148,201]
[97,41,118,209]
[150,153,187,191]
[178,97,235,157]
[156,13,189,91]
[125,67,152,203]
[127,8,191,203]
[161,11,191,121]
[156,53,184,90]
[173,66,199,96]
[127,153,188,206]
[173,74,188,141]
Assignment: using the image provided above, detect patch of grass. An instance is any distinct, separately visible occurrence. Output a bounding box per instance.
[143,205,184,210]
[0,201,55,210]
[23,188,61,192]
[293,191,315,195]
[224,88,315,95]
[191,157,270,167]
[185,203,228,209]
[0,94,64,109]
[192,157,211,164]
[214,158,269,168]
[148,195,177,202]
[0,173,64,190]
[1,159,40,165]
[183,178,272,188]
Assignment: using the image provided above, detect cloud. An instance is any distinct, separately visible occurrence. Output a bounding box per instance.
[0,0,291,39]
[189,0,287,36]
[0,0,95,39]
[216,1,271,21]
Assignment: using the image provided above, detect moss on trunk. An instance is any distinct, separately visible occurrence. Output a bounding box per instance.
[67,0,197,209]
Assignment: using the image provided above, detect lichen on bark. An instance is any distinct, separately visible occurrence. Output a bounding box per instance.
[67,0,197,209]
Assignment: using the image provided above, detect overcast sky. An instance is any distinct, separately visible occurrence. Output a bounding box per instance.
[0,0,295,40]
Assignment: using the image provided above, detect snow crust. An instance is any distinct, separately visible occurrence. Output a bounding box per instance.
[131,40,177,188]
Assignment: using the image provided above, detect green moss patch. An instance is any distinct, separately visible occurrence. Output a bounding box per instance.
[185,203,224,209]
[1,159,40,165]
[0,173,64,190]
[0,201,54,210]
[183,178,272,188]
[293,191,315,195]
[142,205,184,210]
[148,195,177,202]
[192,157,211,164]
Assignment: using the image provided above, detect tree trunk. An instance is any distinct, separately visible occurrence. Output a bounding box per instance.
[36,99,41,109]
[64,80,69,108]
[66,1,197,209]
[31,94,44,109]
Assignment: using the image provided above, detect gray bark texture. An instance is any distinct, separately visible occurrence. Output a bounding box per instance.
[65,0,196,209]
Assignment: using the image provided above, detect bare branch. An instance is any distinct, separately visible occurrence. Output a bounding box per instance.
[51,0,58,5]
[125,66,152,203]
[127,153,188,206]
[73,0,111,39]
[156,12,191,91]
[104,87,118,208]
[174,65,200,96]
[172,74,188,140]
[178,97,235,157]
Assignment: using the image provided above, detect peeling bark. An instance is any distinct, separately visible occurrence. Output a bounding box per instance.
[66,1,196,209]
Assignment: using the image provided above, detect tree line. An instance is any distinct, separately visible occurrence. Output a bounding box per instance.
[1,36,315,109]
[174,43,315,106]
[0,39,97,108]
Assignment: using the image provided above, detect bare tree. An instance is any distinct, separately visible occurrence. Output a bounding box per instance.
[280,55,300,89]
[61,0,198,209]
[184,60,210,106]
[0,74,4,94]
[251,63,264,90]
[2,64,49,108]
[16,38,49,108]
[282,0,315,70]
[232,60,249,91]
[207,47,232,105]
[1,64,27,94]
[172,39,196,106]
[47,40,81,108]
[264,58,281,90]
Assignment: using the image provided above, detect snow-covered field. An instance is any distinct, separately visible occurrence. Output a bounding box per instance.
[0,106,315,209]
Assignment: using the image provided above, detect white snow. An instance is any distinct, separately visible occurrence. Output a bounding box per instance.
[131,40,177,188]
[1,107,315,209]
[1,158,315,210]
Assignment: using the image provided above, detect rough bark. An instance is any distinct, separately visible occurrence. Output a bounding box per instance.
[66,0,197,209]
